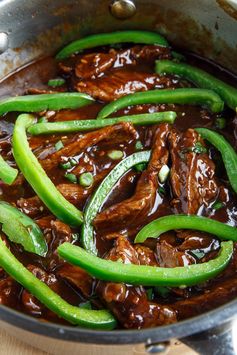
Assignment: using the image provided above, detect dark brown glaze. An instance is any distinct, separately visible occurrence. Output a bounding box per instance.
[96,237,177,329]
[0,43,237,329]
[94,123,170,237]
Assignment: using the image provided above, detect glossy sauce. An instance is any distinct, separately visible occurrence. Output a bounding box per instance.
[0,44,237,328]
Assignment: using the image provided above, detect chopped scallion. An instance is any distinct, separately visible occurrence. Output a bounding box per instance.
[79,172,94,187]
[107,150,124,160]
[55,140,64,151]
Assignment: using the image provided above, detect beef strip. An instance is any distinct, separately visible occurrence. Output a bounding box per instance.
[97,237,176,328]
[36,217,74,270]
[94,123,170,236]
[76,70,175,102]
[21,265,59,316]
[57,264,93,298]
[169,128,218,214]
[41,122,137,171]
[74,45,171,80]
[0,276,21,307]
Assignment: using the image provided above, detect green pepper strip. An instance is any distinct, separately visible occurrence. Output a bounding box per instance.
[0,155,18,185]
[28,111,176,135]
[156,60,237,111]
[135,215,237,243]
[0,201,47,256]
[195,128,237,194]
[97,88,224,119]
[0,93,94,116]
[56,30,169,60]
[0,237,116,330]
[58,241,233,287]
[12,114,83,227]
[81,151,151,255]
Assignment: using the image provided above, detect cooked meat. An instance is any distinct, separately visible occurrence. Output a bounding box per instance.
[0,276,21,307]
[41,122,137,171]
[57,264,93,298]
[76,70,175,102]
[97,237,176,328]
[156,240,196,267]
[75,45,171,79]
[17,196,46,218]
[21,265,58,316]
[94,123,170,235]
[169,129,218,214]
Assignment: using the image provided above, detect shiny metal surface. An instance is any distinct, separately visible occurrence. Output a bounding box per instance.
[0,0,237,80]
[110,0,137,19]
[0,0,236,353]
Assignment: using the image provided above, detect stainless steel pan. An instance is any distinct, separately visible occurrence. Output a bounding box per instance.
[0,1,237,354]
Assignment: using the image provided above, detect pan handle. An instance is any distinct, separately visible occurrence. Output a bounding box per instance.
[182,320,236,355]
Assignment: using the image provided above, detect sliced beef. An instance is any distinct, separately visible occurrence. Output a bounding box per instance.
[0,276,21,307]
[94,123,170,236]
[97,237,176,329]
[173,274,237,320]
[17,196,46,218]
[41,122,137,171]
[57,264,93,298]
[74,45,171,80]
[169,129,218,214]
[36,217,74,270]
[76,70,175,102]
[157,240,196,267]
[21,265,59,316]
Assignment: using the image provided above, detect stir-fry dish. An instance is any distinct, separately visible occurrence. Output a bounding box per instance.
[0,30,237,330]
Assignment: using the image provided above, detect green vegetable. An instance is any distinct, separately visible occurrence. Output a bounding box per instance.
[135,215,237,243]
[56,30,169,60]
[38,116,48,123]
[0,93,94,116]
[0,155,18,185]
[107,150,124,160]
[12,114,83,227]
[155,286,170,298]
[156,60,237,111]
[146,288,154,301]
[192,142,207,154]
[55,140,64,151]
[215,117,226,130]
[135,140,143,151]
[60,161,72,170]
[27,111,177,135]
[48,78,66,87]
[196,128,237,194]
[171,51,186,62]
[57,241,233,287]
[65,173,77,184]
[0,201,47,256]
[80,301,92,310]
[0,237,116,330]
[212,201,224,210]
[97,89,224,119]
[133,162,147,172]
[81,151,151,255]
[79,172,94,187]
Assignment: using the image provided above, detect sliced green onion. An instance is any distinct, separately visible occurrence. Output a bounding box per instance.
[79,172,94,187]
[48,78,66,87]
[55,140,64,151]
[135,140,144,151]
[60,161,72,170]
[133,162,147,172]
[107,150,124,160]
[65,173,77,184]
[215,117,226,130]
[212,201,224,210]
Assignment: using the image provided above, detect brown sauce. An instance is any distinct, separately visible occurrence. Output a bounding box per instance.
[0,43,237,329]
